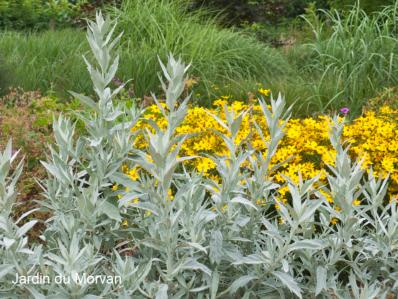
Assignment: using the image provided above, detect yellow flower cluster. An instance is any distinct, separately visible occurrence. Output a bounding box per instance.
[128,98,398,204]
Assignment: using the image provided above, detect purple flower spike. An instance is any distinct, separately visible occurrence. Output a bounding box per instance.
[340,107,350,114]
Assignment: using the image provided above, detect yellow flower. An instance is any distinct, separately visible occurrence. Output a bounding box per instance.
[112,184,118,191]
[319,189,333,203]
[213,99,228,107]
[258,88,271,97]
[167,189,174,201]
[128,168,139,180]
[382,157,395,173]
[330,217,338,225]
[129,98,398,206]
[196,157,216,174]
[122,219,128,227]
[211,186,220,193]
[353,199,361,206]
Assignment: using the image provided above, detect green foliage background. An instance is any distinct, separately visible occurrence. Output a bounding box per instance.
[0,0,393,30]
[0,0,397,115]
[0,0,120,30]
[191,0,325,25]
[330,0,394,12]
[192,0,393,25]
[0,0,80,30]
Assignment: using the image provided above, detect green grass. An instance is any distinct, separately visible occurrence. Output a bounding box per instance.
[253,1,398,117]
[0,0,289,104]
[0,29,89,97]
[109,0,290,103]
[1,0,398,116]
[296,2,398,115]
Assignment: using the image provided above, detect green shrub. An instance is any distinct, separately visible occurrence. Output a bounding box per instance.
[0,0,81,30]
[0,0,121,30]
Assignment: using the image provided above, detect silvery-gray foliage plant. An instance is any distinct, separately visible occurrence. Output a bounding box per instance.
[0,141,43,298]
[1,10,398,299]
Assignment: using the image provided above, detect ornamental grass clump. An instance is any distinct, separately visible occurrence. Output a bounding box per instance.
[1,10,398,298]
[302,1,398,114]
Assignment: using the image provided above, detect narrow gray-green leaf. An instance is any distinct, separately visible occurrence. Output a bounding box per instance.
[315,266,327,296]
[228,275,258,294]
[272,271,302,299]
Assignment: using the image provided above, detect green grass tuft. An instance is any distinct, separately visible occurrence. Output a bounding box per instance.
[0,29,89,98]
[298,2,398,115]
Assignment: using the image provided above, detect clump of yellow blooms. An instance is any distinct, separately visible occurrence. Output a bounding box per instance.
[258,88,271,97]
[123,95,398,207]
